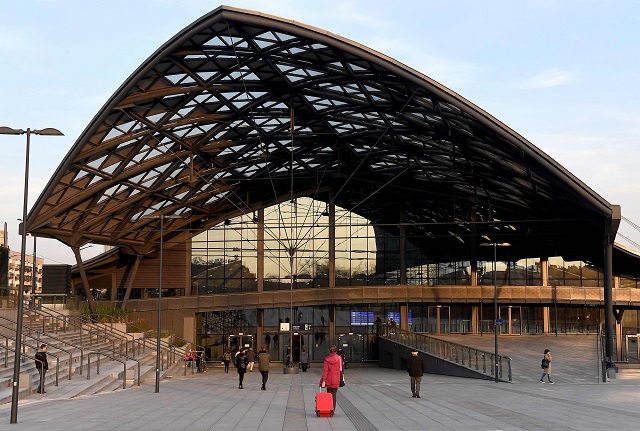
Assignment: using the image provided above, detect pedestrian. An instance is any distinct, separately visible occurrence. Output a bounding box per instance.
[246,347,256,372]
[338,348,348,370]
[35,343,48,394]
[222,349,231,373]
[299,349,309,372]
[540,349,553,384]
[319,345,342,411]
[407,348,425,398]
[236,348,248,389]
[257,346,271,390]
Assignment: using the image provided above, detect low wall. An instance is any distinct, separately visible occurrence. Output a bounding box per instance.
[378,338,494,381]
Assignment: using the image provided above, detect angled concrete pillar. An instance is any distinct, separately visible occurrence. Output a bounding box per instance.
[121,254,143,310]
[72,246,96,316]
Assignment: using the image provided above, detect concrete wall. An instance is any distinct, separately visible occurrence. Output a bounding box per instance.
[378,337,494,381]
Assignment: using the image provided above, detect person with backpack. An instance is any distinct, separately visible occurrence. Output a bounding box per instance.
[222,350,231,373]
[540,349,553,384]
[236,349,248,389]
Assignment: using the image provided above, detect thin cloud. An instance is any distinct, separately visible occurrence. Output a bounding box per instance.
[520,69,575,88]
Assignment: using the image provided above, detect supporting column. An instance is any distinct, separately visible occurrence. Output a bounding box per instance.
[471,306,478,333]
[328,195,335,288]
[543,307,550,334]
[121,254,143,310]
[614,308,624,361]
[329,305,336,347]
[470,203,478,286]
[110,272,117,302]
[604,205,621,364]
[400,303,409,331]
[257,208,265,292]
[540,257,548,286]
[257,308,264,350]
[399,211,406,285]
[72,246,96,316]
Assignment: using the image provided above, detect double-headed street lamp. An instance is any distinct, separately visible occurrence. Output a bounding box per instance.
[480,241,510,383]
[0,126,64,424]
[141,214,181,393]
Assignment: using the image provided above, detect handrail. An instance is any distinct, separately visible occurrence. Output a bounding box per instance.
[0,339,60,387]
[86,350,140,389]
[0,340,60,390]
[0,319,73,381]
[29,307,128,357]
[382,327,512,382]
[27,308,145,379]
[127,321,190,362]
[32,306,184,373]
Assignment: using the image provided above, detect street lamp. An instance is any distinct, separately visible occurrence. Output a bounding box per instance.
[0,126,64,424]
[142,214,181,393]
[480,241,510,383]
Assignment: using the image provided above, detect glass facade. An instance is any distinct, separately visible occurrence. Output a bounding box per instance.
[190,197,640,359]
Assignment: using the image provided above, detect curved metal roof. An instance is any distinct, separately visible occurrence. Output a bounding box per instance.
[28,5,615,264]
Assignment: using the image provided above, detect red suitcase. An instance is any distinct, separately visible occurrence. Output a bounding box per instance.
[315,391,334,417]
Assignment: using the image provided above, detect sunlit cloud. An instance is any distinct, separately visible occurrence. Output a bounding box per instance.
[520,68,575,88]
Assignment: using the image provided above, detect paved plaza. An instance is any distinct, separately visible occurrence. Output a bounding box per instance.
[0,339,639,431]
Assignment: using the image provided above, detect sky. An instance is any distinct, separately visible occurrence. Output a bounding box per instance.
[1,0,639,265]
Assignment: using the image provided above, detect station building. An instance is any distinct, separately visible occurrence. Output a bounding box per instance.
[25,6,640,364]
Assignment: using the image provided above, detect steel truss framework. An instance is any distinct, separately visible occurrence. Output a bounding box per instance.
[27,6,621,269]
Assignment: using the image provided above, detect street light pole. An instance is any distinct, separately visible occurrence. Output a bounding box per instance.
[479,241,510,383]
[142,214,181,393]
[493,242,499,383]
[0,126,64,424]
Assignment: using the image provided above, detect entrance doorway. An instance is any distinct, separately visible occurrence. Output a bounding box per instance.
[498,306,522,335]
[624,335,639,363]
[427,305,450,334]
[338,333,364,364]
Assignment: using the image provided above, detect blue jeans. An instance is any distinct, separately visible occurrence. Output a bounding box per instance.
[540,372,552,382]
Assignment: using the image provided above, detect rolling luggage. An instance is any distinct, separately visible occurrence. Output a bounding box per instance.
[315,391,334,417]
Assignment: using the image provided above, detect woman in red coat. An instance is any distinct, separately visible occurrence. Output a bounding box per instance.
[319,345,342,410]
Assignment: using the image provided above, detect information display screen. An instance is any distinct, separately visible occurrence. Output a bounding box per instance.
[350,311,374,326]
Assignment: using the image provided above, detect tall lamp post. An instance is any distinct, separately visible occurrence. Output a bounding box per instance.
[142,214,181,393]
[480,241,510,383]
[0,126,64,424]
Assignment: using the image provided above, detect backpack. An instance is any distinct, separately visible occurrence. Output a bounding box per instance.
[541,357,550,369]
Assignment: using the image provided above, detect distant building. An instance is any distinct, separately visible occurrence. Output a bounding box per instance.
[8,250,44,294]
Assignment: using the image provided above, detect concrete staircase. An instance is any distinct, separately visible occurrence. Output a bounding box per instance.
[0,308,190,403]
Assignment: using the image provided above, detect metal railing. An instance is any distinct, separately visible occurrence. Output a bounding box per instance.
[382,327,512,381]
[0,320,73,380]
[0,341,60,387]
[86,350,139,389]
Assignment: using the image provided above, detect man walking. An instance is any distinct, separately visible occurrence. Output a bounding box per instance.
[407,348,425,398]
[246,347,256,372]
[35,344,48,394]
[257,346,271,390]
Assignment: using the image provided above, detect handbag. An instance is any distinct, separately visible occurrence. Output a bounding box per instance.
[541,357,549,369]
[339,371,345,387]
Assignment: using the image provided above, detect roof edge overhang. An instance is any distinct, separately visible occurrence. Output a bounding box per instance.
[27,5,614,238]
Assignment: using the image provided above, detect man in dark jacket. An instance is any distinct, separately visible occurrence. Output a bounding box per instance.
[35,344,48,394]
[407,348,425,398]
[235,349,248,389]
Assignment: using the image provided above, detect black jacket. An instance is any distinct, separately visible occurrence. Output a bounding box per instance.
[35,350,48,371]
[407,354,424,377]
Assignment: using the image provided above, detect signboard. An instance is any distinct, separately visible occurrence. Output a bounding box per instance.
[292,323,311,331]
[496,318,504,325]
[280,322,290,332]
